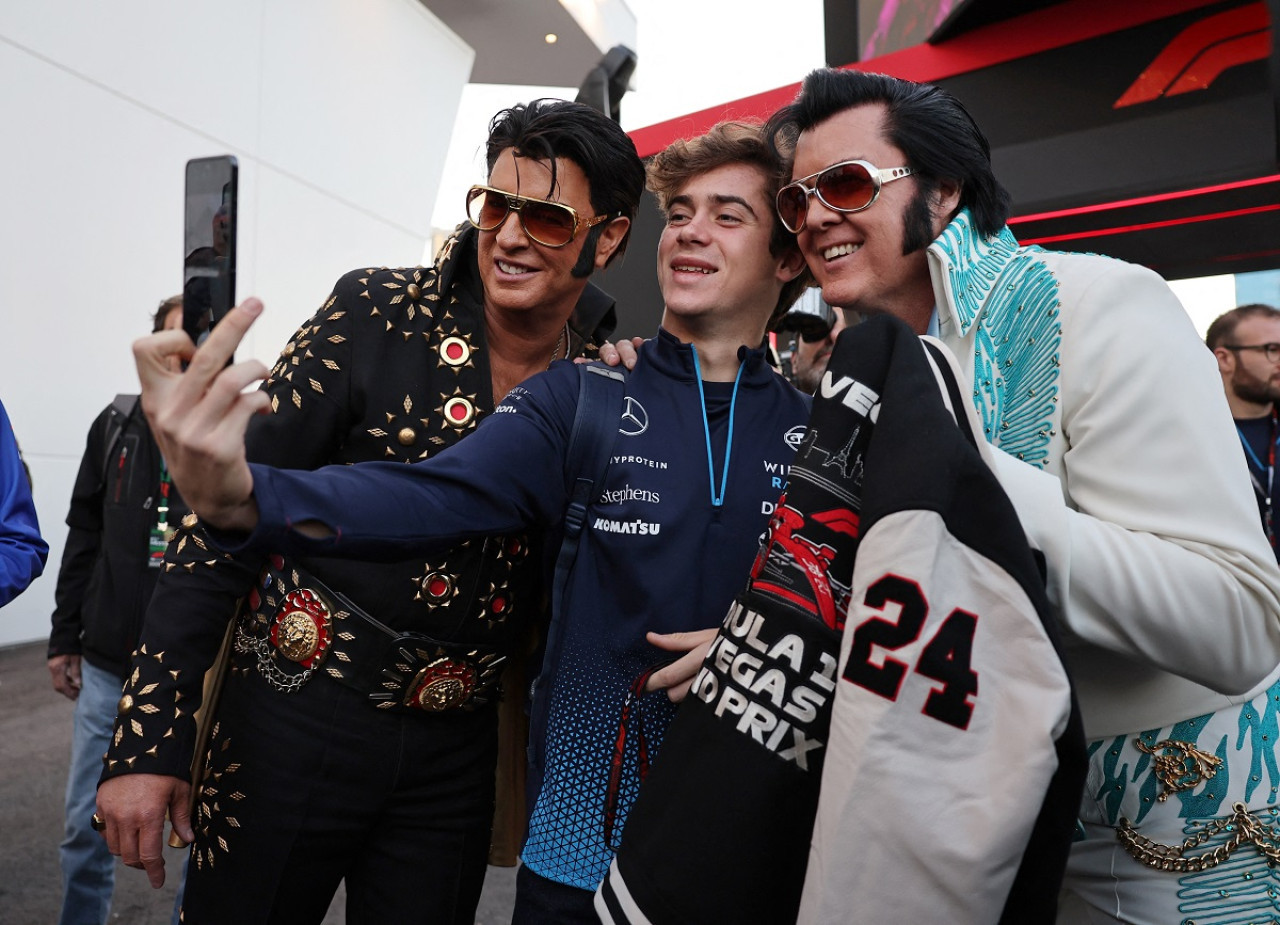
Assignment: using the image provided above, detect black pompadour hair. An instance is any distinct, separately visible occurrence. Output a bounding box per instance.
[765,69,1012,239]
[486,99,646,273]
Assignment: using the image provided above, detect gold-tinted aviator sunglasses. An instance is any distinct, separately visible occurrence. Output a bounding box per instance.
[465,185,614,248]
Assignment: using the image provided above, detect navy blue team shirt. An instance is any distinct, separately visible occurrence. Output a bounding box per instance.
[228,328,811,889]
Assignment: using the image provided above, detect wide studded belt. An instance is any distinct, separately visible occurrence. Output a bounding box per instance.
[235,557,505,712]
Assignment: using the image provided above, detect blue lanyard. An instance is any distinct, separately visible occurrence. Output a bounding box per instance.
[690,346,744,508]
[1237,411,1278,548]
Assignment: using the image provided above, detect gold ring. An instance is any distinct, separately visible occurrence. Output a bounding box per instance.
[91,813,106,832]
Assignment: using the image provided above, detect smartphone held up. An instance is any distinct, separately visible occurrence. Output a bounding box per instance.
[183,156,238,356]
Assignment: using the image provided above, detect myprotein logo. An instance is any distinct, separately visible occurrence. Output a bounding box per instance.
[619,396,649,436]
[612,454,668,470]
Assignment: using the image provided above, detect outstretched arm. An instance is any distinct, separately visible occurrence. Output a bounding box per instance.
[133,300,269,531]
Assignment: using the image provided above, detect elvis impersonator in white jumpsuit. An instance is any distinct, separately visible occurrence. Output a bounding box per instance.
[768,68,1280,924]
[922,211,1280,924]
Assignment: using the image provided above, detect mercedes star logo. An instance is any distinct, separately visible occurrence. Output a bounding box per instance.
[619,396,649,436]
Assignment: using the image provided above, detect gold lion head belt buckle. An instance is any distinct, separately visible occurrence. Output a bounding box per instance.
[271,587,333,667]
[372,642,504,713]
[242,559,505,711]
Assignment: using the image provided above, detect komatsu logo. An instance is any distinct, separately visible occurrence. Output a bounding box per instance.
[592,517,662,535]
[819,373,881,421]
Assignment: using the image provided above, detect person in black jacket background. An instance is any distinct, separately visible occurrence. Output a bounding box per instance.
[48,295,187,925]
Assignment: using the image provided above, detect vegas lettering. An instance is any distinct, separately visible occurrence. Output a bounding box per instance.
[691,603,838,770]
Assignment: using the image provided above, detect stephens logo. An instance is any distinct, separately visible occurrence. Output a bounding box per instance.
[619,396,649,436]
[598,483,661,505]
[784,425,807,450]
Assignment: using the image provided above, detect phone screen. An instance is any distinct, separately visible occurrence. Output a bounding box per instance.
[183,156,238,349]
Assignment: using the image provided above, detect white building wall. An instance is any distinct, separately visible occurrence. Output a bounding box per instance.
[0,0,474,647]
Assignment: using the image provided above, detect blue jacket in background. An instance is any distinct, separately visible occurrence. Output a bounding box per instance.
[0,398,47,607]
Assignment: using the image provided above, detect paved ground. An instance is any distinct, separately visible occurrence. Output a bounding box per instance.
[0,640,516,924]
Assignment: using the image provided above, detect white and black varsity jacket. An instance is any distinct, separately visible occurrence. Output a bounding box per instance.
[597,313,1086,925]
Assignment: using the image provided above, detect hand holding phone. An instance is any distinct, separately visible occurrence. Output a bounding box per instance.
[183,156,238,354]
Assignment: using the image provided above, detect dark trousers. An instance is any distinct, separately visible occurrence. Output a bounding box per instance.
[512,864,598,925]
[180,666,497,925]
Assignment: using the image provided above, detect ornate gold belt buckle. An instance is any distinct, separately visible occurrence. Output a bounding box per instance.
[403,656,478,712]
[269,588,334,667]
[1135,737,1222,802]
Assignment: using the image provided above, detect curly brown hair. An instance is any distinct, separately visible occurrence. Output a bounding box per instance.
[647,121,812,329]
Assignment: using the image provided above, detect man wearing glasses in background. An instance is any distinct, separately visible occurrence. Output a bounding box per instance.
[94,99,644,925]
[757,68,1280,924]
[1208,303,1280,562]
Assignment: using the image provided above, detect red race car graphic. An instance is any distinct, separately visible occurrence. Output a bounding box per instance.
[752,501,860,631]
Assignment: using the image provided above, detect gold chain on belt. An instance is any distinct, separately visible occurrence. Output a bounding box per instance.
[1117,801,1280,872]
[1114,737,1280,872]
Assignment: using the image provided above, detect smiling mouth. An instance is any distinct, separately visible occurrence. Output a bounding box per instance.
[497,260,533,275]
[822,243,860,261]
[673,264,714,274]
